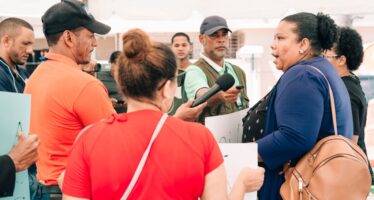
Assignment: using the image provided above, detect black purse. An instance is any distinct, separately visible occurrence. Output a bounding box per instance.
[242,89,273,142]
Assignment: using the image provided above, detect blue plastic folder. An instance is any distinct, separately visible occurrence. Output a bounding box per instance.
[0,91,31,200]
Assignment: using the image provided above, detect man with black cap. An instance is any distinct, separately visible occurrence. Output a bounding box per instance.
[182,15,249,124]
[24,0,115,198]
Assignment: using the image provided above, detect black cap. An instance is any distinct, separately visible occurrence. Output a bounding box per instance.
[42,0,111,36]
[200,15,232,35]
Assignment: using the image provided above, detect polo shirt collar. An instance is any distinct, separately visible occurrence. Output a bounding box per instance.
[200,53,226,73]
[45,53,80,70]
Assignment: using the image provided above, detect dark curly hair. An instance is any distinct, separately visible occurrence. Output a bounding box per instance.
[282,12,338,55]
[109,51,121,64]
[334,27,363,71]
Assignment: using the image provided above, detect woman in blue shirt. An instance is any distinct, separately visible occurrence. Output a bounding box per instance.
[256,12,353,199]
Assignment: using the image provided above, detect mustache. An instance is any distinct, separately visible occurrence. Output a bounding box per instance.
[216,46,228,50]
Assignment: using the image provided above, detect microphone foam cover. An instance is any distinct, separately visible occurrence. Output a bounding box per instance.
[215,73,235,91]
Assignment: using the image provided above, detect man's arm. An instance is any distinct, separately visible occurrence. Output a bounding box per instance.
[0,155,16,197]
[173,99,207,121]
[0,133,39,197]
[183,66,209,100]
[195,86,241,106]
[0,70,14,92]
[73,81,116,126]
[7,133,39,172]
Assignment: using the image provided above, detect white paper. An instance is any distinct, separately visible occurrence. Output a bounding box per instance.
[0,92,31,200]
[219,143,258,200]
[205,109,249,143]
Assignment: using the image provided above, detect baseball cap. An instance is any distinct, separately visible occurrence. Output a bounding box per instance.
[42,0,111,36]
[200,15,232,35]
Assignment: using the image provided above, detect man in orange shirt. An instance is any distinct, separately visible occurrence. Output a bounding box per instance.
[24,0,114,199]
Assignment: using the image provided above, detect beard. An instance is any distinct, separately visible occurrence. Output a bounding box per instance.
[208,49,226,61]
[10,53,27,66]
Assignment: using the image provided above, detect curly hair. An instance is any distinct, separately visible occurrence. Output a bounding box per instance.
[334,27,363,71]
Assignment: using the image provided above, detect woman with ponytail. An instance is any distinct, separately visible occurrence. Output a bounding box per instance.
[255,12,353,199]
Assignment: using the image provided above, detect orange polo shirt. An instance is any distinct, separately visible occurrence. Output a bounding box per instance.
[24,53,115,185]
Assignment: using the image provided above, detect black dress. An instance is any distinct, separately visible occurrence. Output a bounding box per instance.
[242,89,273,142]
[342,73,374,183]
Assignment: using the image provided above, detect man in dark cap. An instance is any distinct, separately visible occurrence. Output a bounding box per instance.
[182,15,249,124]
[24,0,115,198]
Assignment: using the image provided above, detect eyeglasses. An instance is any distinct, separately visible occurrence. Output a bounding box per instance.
[323,54,340,59]
[157,70,186,90]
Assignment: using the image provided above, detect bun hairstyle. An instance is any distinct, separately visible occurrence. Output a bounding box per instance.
[116,29,177,100]
[282,12,338,54]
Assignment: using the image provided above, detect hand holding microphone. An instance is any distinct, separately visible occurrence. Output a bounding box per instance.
[221,86,242,103]
[191,73,235,107]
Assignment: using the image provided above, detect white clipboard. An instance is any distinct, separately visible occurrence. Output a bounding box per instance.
[219,143,258,200]
[0,92,31,200]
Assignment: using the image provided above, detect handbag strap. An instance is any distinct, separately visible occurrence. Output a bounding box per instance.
[307,65,338,135]
[121,113,168,200]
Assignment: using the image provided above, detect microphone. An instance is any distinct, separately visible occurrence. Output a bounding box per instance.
[191,73,235,107]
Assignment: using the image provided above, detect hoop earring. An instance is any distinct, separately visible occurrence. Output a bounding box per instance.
[298,49,304,54]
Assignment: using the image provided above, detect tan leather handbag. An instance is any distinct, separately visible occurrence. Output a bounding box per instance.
[280,66,371,200]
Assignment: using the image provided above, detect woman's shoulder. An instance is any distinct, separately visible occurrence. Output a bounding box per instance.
[278,63,331,98]
[168,116,209,132]
[78,114,120,139]
[167,116,214,140]
[282,63,326,84]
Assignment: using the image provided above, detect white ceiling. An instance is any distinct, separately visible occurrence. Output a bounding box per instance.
[90,0,374,20]
[1,0,374,37]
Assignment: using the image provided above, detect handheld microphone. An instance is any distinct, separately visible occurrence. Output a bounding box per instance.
[191,73,235,107]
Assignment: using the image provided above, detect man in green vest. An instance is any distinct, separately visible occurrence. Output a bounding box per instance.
[182,15,249,124]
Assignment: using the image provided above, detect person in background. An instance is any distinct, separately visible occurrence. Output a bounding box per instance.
[171,32,192,70]
[0,17,38,198]
[81,59,100,77]
[324,26,374,184]
[0,17,34,93]
[0,132,39,197]
[97,50,127,113]
[168,32,192,115]
[182,15,249,124]
[256,12,353,199]
[24,0,114,199]
[62,28,264,200]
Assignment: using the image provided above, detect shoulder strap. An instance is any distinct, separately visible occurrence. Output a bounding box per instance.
[307,65,338,135]
[121,113,168,200]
